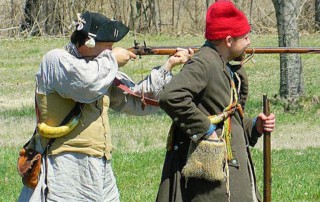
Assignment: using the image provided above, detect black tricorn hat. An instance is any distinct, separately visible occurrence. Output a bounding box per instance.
[77,11,129,42]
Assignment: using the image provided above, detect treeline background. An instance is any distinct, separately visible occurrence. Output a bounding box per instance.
[0,0,319,38]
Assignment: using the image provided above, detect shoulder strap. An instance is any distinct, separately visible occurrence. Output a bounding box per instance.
[45,102,83,152]
[24,98,83,151]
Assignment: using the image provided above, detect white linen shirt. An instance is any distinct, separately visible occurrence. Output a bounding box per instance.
[36,45,173,113]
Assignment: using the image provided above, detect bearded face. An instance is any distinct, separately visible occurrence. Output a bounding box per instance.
[233,51,246,62]
[228,33,250,62]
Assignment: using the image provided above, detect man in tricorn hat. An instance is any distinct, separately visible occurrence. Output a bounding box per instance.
[156,1,276,201]
[18,11,193,201]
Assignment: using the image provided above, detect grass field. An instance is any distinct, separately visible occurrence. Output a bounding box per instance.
[0,34,320,201]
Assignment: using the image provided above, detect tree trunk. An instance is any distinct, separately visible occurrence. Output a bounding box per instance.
[113,0,122,21]
[271,0,304,100]
[21,0,65,36]
[316,0,320,31]
[129,0,138,31]
[205,0,211,9]
[194,0,199,30]
[157,0,162,32]
[44,1,61,35]
[176,0,184,35]
[20,0,41,36]
[10,0,15,36]
[234,0,245,8]
[149,0,160,33]
[172,0,175,32]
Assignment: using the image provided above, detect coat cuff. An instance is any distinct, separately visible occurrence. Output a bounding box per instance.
[251,117,263,142]
[203,124,217,139]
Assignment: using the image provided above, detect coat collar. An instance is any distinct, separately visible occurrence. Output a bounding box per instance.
[203,41,242,81]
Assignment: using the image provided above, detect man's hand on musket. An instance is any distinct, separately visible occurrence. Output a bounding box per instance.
[112,47,137,67]
[256,113,276,134]
[163,48,194,71]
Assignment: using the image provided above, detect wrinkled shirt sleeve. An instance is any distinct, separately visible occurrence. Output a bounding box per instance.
[36,49,118,103]
[118,66,172,99]
[109,66,173,115]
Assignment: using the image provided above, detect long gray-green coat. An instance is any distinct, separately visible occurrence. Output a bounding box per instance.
[157,44,262,202]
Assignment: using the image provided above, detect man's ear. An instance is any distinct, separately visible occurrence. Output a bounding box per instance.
[85,37,96,48]
[225,36,233,48]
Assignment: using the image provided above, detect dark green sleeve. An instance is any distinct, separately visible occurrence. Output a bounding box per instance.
[159,56,212,142]
[243,117,263,147]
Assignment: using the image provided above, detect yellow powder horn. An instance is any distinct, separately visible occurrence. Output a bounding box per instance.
[37,116,80,138]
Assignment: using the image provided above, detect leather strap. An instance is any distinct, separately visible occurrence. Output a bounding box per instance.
[113,78,159,107]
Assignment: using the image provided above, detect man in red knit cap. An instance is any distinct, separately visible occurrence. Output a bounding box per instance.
[156,0,276,201]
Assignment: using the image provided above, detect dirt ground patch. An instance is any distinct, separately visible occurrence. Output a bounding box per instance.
[255,123,320,150]
[1,116,319,151]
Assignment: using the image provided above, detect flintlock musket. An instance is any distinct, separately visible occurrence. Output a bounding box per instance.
[128,41,320,56]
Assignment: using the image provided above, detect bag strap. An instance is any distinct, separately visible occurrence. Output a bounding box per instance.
[45,102,83,152]
[43,102,83,199]
[24,99,83,152]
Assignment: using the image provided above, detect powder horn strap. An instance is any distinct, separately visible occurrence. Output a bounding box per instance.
[113,78,159,107]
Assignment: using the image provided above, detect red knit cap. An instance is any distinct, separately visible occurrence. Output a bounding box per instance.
[205,0,250,40]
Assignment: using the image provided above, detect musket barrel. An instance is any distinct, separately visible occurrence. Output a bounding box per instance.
[245,47,320,54]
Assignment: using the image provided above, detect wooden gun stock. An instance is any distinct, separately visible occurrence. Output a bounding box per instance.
[127,46,200,55]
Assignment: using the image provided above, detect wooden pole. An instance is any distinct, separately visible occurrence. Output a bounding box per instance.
[263,95,271,202]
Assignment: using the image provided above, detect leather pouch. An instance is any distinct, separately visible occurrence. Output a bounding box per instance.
[17,147,42,189]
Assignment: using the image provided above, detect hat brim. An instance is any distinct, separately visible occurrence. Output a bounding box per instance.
[95,21,129,42]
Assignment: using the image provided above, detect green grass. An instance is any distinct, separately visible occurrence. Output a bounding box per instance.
[1,147,319,201]
[113,150,165,202]
[0,105,34,118]
[0,147,22,202]
[0,34,320,201]
[251,148,320,201]
[115,148,320,201]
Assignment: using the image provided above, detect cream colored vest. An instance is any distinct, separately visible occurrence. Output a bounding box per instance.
[35,92,112,159]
